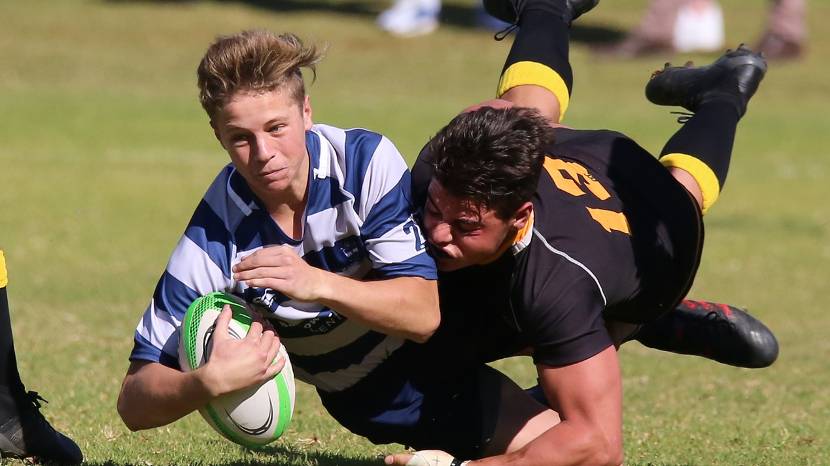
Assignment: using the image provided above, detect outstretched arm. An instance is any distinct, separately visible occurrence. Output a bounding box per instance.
[233,246,440,343]
[472,346,623,466]
[117,306,283,430]
[386,346,623,466]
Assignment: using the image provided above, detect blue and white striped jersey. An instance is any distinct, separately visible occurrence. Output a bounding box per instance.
[130,124,436,392]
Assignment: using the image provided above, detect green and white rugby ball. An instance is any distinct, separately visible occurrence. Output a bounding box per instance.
[178,291,295,448]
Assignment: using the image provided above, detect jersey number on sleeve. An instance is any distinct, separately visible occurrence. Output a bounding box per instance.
[544,158,630,235]
[403,218,426,251]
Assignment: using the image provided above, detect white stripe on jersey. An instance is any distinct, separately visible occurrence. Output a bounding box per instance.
[167,235,230,295]
[533,228,608,305]
[357,136,407,221]
[304,204,354,249]
[214,176,254,224]
[137,300,181,356]
[291,336,405,392]
[365,214,424,265]
[282,318,377,356]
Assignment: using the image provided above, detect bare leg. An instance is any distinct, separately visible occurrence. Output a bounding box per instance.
[494,0,574,124]
[500,85,562,124]
[477,366,561,455]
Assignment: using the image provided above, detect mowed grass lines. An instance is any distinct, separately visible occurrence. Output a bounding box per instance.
[0,0,828,464]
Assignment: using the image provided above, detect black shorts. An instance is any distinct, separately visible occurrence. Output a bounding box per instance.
[318,344,499,459]
[603,160,705,324]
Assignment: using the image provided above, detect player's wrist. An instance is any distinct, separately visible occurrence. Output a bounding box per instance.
[402,450,470,466]
[310,268,338,303]
[193,364,224,398]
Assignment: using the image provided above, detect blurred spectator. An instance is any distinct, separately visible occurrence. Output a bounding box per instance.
[595,0,724,57]
[756,0,806,59]
[595,0,806,60]
[377,0,510,37]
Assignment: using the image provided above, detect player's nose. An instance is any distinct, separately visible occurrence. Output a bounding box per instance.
[252,135,275,161]
[428,222,452,246]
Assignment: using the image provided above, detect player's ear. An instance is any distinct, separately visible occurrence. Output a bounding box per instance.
[302,94,313,130]
[210,120,226,149]
[511,202,534,230]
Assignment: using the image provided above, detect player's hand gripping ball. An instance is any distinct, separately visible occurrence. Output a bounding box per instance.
[178,291,295,448]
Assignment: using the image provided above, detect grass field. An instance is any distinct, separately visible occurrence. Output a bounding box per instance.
[1,0,828,464]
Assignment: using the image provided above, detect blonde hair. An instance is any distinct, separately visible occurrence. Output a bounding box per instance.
[197,30,324,118]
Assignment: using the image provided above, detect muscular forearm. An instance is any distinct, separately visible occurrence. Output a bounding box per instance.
[472,419,620,466]
[316,275,439,342]
[117,362,214,431]
[472,349,623,466]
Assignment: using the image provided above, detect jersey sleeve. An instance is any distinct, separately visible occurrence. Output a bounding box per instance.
[521,262,613,368]
[357,136,437,280]
[129,171,237,368]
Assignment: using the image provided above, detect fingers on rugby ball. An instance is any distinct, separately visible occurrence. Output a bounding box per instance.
[179,292,295,448]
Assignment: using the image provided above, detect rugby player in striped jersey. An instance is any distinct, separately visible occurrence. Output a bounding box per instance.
[117,30,440,430]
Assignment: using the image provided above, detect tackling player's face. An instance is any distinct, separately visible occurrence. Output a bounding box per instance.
[423,180,525,272]
[212,89,313,205]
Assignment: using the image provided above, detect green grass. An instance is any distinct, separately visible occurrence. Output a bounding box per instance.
[1,0,828,464]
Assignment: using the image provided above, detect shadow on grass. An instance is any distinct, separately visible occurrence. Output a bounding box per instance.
[84,446,383,466]
[102,0,626,43]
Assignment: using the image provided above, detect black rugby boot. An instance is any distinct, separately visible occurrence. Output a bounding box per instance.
[645,45,767,118]
[0,389,83,464]
[634,299,779,369]
[483,0,599,25]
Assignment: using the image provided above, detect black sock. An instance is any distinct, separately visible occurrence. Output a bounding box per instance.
[0,254,25,401]
[497,5,573,120]
[659,100,740,213]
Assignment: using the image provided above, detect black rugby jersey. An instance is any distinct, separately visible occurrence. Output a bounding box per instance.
[413,128,703,368]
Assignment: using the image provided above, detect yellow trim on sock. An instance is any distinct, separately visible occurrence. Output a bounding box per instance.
[660,153,721,214]
[497,61,570,122]
[0,250,7,288]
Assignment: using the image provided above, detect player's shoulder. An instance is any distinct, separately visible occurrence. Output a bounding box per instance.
[197,163,258,231]
[312,124,397,157]
[311,124,405,177]
[546,127,656,178]
[550,127,635,152]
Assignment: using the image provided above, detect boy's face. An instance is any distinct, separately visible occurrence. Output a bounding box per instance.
[212,89,313,202]
[422,180,530,272]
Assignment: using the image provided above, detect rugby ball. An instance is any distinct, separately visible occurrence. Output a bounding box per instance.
[178,291,295,448]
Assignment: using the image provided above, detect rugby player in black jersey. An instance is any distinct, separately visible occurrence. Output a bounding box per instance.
[379,0,779,464]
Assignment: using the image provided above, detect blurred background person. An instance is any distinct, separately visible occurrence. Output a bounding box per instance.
[595,0,725,57]
[756,0,806,59]
[595,0,805,59]
[377,0,510,37]
[0,251,82,464]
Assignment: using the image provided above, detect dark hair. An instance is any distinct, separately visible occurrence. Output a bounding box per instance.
[197,30,324,119]
[425,106,554,219]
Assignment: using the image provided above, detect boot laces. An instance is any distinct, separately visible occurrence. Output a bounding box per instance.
[494,23,518,41]
[670,111,694,124]
[25,392,48,410]
[493,0,524,40]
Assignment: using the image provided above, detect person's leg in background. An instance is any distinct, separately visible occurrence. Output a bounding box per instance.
[0,250,83,464]
[756,0,806,59]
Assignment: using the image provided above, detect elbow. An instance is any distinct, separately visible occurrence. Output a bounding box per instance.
[117,385,152,432]
[575,427,624,466]
[116,394,141,432]
[409,311,440,343]
[411,301,441,343]
[595,438,624,466]
[406,281,440,343]
[596,441,623,466]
